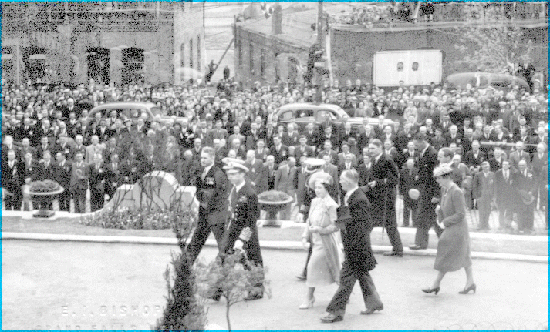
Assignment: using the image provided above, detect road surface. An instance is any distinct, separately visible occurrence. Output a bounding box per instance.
[2,241,547,330]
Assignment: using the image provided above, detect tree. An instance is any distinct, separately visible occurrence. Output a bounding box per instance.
[195,251,271,331]
[453,3,535,74]
[156,208,207,330]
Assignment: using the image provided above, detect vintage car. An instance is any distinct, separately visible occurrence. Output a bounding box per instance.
[445,72,530,90]
[273,102,398,130]
[88,102,184,124]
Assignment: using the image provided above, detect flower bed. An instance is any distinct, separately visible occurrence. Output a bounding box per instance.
[80,208,194,230]
[29,180,60,193]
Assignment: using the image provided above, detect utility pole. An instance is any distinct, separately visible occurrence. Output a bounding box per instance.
[314,0,324,102]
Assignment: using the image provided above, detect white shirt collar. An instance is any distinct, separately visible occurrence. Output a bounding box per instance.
[344,186,359,205]
[234,181,245,193]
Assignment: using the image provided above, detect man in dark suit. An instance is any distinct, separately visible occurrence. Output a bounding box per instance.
[304,122,319,148]
[464,140,487,171]
[244,150,269,194]
[493,160,516,232]
[220,162,264,300]
[317,140,339,163]
[187,147,229,264]
[89,157,106,212]
[410,133,443,250]
[514,160,536,234]
[70,152,90,213]
[321,169,383,323]
[321,154,340,201]
[357,153,373,187]
[3,150,23,210]
[270,135,288,165]
[53,152,72,212]
[362,139,403,256]
[399,158,418,227]
[294,135,314,166]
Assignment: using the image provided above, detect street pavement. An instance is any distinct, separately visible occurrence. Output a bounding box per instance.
[2,241,547,330]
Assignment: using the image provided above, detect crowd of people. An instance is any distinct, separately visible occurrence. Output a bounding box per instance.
[1,76,548,237]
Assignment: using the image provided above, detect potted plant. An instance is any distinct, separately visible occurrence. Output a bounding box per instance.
[257,190,293,227]
[28,179,64,218]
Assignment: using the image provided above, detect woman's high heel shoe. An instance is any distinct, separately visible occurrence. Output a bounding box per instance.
[459,283,476,294]
[299,296,315,309]
[422,286,440,295]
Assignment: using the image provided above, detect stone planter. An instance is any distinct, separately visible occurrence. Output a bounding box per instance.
[258,191,293,228]
[29,187,64,218]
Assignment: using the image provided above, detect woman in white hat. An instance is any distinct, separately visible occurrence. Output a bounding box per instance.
[422,164,476,295]
[299,172,342,309]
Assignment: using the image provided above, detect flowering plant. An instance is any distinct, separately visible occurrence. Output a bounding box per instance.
[29,180,60,193]
[80,207,189,230]
[258,190,291,203]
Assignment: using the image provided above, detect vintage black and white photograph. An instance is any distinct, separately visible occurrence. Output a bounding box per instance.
[1,1,548,330]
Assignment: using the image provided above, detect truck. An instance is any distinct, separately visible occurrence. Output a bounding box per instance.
[373,49,443,87]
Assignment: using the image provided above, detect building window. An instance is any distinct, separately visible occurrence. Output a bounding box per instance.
[412,62,419,71]
[180,43,185,67]
[249,42,254,73]
[397,62,403,72]
[189,39,193,69]
[260,48,266,79]
[197,35,201,72]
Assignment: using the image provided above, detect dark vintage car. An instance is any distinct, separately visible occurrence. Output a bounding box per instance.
[88,102,184,124]
[273,102,398,130]
[446,72,530,90]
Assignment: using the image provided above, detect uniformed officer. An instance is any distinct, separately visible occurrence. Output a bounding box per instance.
[187,146,229,264]
[221,160,264,300]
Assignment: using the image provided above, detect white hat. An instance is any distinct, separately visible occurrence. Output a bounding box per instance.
[308,171,332,189]
[433,164,453,177]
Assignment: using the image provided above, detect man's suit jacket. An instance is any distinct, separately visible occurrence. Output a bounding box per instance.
[275,163,297,193]
[196,165,229,224]
[245,160,269,194]
[270,144,288,165]
[85,144,105,163]
[321,164,340,200]
[52,161,72,191]
[295,166,312,206]
[317,149,339,163]
[472,171,494,200]
[357,162,373,187]
[493,169,516,206]
[363,154,398,224]
[399,167,419,201]
[221,182,262,266]
[337,188,376,272]
[464,150,487,168]
[508,150,531,170]
[294,145,314,164]
[530,153,548,181]
[283,132,300,147]
[3,161,23,195]
[304,129,319,147]
[416,145,439,226]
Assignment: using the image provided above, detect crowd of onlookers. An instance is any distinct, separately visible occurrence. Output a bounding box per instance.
[2,76,548,233]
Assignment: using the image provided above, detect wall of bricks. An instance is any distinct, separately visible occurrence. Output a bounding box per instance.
[331,26,548,85]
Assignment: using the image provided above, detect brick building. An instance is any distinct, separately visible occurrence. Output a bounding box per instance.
[1,2,204,86]
[234,4,317,87]
[234,2,548,87]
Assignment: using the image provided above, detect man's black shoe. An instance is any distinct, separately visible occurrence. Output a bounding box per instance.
[383,251,403,257]
[409,245,427,250]
[296,275,306,281]
[321,313,343,323]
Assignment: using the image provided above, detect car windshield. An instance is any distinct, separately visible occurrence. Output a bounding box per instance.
[315,109,337,122]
